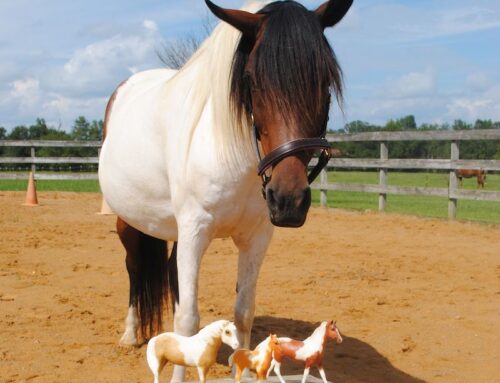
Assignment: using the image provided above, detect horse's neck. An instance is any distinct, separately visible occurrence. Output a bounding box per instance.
[253,337,273,365]
[196,321,224,343]
[304,323,327,350]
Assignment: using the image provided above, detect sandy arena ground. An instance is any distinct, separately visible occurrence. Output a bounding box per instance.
[0,192,499,383]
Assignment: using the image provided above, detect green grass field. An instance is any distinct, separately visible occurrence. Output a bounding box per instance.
[1,171,499,224]
[311,171,500,224]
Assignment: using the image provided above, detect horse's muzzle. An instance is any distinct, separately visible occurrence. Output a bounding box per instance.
[266,186,311,227]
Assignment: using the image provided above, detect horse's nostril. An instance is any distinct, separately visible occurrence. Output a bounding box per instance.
[267,188,276,206]
[300,188,311,209]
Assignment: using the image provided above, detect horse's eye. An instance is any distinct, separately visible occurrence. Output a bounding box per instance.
[225,330,231,335]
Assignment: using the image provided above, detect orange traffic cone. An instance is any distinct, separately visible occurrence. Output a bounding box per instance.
[23,172,39,206]
[98,196,114,215]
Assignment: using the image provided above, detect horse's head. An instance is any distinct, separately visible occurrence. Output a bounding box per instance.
[206,0,352,227]
[268,333,281,352]
[326,320,343,344]
[221,321,241,350]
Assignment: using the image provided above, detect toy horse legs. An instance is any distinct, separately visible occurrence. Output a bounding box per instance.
[170,220,212,383]
[301,367,310,383]
[232,221,274,348]
[269,360,286,383]
[197,366,209,383]
[318,366,328,383]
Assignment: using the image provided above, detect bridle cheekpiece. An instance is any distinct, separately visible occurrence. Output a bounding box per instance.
[251,115,332,199]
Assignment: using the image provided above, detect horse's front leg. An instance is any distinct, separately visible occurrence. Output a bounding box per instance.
[232,222,274,348]
[171,221,212,383]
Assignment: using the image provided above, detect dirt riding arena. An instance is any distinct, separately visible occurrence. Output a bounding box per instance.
[0,192,498,383]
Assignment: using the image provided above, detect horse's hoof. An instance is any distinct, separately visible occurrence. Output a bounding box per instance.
[119,332,139,347]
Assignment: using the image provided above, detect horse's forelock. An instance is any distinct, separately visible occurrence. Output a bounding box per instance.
[230,1,343,134]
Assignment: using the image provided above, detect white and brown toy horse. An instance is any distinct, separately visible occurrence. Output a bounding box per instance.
[147,320,240,383]
[99,1,352,381]
[268,321,343,383]
[229,334,281,383]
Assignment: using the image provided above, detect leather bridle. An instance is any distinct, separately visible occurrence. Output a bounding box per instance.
[251,115,332,199]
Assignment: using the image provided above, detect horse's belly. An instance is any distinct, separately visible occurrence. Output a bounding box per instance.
[99,69,178,240]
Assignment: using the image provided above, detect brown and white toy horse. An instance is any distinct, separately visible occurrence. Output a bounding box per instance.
[99,1,353,381]
[268,321,343,383]
[229,334,281,383]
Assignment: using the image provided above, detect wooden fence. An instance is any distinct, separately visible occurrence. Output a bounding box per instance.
[310,129,500,219]
[1,129,500,219]
[0,140,101,180]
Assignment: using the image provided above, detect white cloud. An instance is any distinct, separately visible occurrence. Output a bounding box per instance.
[389,70,435,98]
[57,21,163,95]
[445,85,500,122]
[143,19,158,32]
[9,77,41,111]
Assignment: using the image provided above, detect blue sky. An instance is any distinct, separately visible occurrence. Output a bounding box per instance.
[1,0,499,131]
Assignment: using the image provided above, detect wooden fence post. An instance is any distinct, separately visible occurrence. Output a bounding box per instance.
[379,142,388,212]
[320,168,328,208]
[30,146,36,176]
[448,141,459,220]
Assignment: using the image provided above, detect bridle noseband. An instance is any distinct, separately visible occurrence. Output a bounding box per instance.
[251,116,331,199]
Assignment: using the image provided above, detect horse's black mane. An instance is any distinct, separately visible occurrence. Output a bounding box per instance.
[230,0,343,133]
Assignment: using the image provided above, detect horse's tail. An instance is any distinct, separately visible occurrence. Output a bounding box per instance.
[135,232,170,339]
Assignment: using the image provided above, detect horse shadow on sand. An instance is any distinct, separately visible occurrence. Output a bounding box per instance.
[217,316,427,383]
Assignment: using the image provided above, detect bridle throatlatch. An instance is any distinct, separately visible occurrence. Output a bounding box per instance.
[252,118,332,199]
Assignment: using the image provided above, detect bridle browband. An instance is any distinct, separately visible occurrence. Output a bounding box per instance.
[251,116,331,199]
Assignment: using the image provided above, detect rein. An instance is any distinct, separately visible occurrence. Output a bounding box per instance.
[251,117,331,198]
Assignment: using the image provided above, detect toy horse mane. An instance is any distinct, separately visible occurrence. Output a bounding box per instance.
[197,320,229,339]
[305,321,328,343]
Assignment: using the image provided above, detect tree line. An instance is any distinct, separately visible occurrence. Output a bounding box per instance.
[0,117,103,172]
[1,115,499,170]
[333,115,500,160]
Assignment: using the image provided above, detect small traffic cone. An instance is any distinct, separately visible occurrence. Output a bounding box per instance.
[98,196,114,215]
[23,172,39,206]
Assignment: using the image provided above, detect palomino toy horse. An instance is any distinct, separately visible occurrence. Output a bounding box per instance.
[99,1,353,381]
[147,320,240,383]
[229,334,281,383]
[268,321,343,383]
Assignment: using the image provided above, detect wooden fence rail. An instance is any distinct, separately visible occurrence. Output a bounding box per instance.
[311,129,500,219]
[0,140,101,180]
[1,130,500,219]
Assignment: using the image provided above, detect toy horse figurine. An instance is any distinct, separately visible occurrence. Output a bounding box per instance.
[229,334,281,383]
[268,321,342,383]
[147,320,240,383]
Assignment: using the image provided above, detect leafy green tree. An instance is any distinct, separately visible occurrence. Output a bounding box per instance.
[71,116,91,141]
[29,118,50,139]
[452,119,471,130]
[0,127,6,140]
[8,125,29,140]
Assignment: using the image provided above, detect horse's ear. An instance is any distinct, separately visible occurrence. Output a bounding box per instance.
[205,0,264,36]
[314,0,354,29]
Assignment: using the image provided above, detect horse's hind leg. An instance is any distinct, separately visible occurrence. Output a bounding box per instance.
[117,217,141,345]
[117,217,170,346]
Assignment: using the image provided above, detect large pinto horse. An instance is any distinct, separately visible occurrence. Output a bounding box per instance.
[98,1,352,381]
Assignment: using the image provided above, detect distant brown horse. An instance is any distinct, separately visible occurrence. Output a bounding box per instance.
[455,169,487,188]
